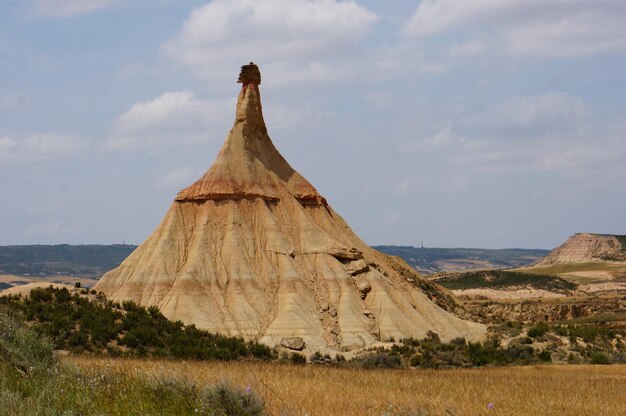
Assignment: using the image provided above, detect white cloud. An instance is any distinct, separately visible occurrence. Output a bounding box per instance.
[163,0,378,85]
[31,0,171,18]
[0,137,17,153]
[503,10,626,58]
[449,39,486,57]
[404,0,626,58]
[468,92,588,136]
[392,175,426,195]
[404,0,527,37]
[106,88,333,150]
[398,92,626,190]
[31,0,120,17]
[402,127,457,152]
[106,90,231,150]
[154,166,204,190]
[0,134,85,161]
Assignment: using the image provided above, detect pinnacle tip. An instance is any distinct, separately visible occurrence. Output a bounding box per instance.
[237,62,261,85]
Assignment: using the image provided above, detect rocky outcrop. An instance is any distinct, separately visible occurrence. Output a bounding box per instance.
[95,63,486,351]
[534,233,626,266]
[467,298,626,324]
[280,337,305,351]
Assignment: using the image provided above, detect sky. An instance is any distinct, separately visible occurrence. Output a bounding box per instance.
[1,0,625,249]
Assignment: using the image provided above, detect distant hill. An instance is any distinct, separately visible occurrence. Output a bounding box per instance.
[374,246,549,274]
[0,245,136,278]
[0,244,548,280]
[532,233,626,266]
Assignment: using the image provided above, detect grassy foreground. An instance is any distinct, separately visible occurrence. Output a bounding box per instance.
[0,311,264,416]
[69,356,626,416]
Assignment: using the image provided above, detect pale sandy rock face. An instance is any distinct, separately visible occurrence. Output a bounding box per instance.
[95,64,486,351]
[535,233,626,266]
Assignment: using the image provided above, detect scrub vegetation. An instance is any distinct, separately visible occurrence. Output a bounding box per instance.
[0,307,265,415]
[434,269,576,292]
[0,287,274,361]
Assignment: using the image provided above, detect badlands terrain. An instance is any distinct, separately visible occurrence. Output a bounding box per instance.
[3,233,626,415]
[2,64,624,415]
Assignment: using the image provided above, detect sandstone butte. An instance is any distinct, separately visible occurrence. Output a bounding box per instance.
[95,63,486,352]
[534,233,626,266]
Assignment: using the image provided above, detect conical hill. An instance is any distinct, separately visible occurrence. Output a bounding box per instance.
[95,63,485,351]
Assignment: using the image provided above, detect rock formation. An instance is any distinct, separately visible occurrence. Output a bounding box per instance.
[95,63,485,351]
[534,233,626,266]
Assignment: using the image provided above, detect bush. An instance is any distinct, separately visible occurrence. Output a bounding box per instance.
[0,309,55,376]
[351,353,403,369]
[527,323,548,338]
[507,321,522,329]
[203,382,265,416]
[1,287,275,361]
[0,308,268,414]
[538,350,552,362]
[289,353,307,365]
[590,352,610,365]
[466,342,498,366]
[450,337,467,346]
[436,270,576,292]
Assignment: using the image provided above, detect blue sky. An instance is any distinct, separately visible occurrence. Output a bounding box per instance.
[1,0,625,249]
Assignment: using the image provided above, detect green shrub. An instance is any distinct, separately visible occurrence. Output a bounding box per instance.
[1,287,275,361]
[351,353,403,369]
[203,382,265,416]
[466,342,498,366]
[450,337,467,346]
[289,353,307,365]
[0,309,55,376]
[0,308,268,415]
[538,350,552,362]
[527,323,548,338]
[436,270,575,292]
[590,352,610,365]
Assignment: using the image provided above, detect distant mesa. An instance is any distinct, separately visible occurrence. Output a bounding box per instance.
[94,63,485,352]
[533,233,626,266]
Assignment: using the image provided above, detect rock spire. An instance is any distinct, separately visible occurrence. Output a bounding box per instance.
[95,64,486,352]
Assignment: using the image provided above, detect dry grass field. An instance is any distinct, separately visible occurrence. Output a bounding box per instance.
[519,262,626,282]
[68,357,626,415]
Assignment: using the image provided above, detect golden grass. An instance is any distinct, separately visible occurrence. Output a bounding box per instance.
[67,357,626,416]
